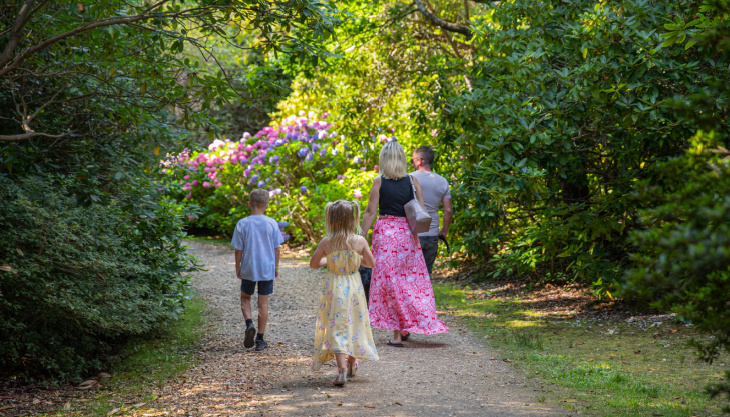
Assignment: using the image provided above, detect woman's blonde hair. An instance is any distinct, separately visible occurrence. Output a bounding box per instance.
[324,200,362,251]
[378,141,407,179]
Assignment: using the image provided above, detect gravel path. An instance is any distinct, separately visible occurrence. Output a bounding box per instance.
[153,240,563,417]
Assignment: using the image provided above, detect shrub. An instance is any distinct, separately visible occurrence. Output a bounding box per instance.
[620,133,730,412]
[0,176,196,382]
[163,110,381,243]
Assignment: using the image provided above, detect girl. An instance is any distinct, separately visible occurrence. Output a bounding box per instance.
[310,200,379,386]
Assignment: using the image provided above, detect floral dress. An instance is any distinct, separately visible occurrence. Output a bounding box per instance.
[368,215,449,335]
[312,250,379,370]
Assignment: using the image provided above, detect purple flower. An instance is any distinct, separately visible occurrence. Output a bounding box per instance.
[297,146,310,157]
[312,143,321,152]
[332,149,338,156]
[278,220,289,228]
[203,181,211,188]
[354,156,362,164]
[269,155,279,164]
[274,168,280,174]
[188,215,195,220]
[257,180,266,188]
[300,185,308,194]
[251,174,259,182]
[192,180,199,186]
[305,153,314,161]
[319,149,327,157]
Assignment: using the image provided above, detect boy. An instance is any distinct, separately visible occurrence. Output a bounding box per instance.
[231,189,284,351]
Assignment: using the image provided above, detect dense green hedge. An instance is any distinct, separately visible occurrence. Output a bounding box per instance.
[0,176,196,381]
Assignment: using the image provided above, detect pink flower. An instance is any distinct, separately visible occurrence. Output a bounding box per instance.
[353,189,363,199]
[203,181,211,188]
[185,193,192,199]
[192,180,199,186]
[187,215,195,220]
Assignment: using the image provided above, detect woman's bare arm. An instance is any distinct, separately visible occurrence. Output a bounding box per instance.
[360,176,381,238]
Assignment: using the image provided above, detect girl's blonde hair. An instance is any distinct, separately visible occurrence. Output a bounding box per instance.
[378,141,407,179]
[324,200,362,251]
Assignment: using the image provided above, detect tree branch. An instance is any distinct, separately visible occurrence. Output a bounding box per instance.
[0,131,70,142]
[413,0,472,40]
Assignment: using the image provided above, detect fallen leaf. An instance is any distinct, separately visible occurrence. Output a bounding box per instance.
[0,406,13,411]
[394,402,403,406]
[634,349,641,354]
[653,333,662,338]
[576,341,585,345]
[33,399,41,405]
[364,405,375,408]
[64,402,71,410]
[107,408,120,416]
[0,264,17,274]
[246,394,252,398]
[671,329,678,334]
[337,402,343,406]
[326,393,331,398]
[133,402,146,407]
[16,248,24,256]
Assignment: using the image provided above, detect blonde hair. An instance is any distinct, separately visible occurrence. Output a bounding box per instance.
[379,141,408,179]
[324,200,362,251]
[249,189,269,209]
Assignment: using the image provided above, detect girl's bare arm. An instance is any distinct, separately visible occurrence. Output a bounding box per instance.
[357,236,375,268]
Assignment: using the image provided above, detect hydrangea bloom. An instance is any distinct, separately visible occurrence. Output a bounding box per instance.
[300,185,308,194]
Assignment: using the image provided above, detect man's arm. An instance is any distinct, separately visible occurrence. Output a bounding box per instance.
[235,249,243,279]
[439,197,453,238]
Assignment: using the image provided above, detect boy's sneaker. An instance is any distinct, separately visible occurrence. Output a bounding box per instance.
[254,339,268,351]
[244,324,256,349]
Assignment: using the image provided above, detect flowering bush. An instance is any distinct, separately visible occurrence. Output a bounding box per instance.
[161,110,380,243]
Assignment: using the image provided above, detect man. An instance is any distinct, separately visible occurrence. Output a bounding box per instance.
[410,146,453,275]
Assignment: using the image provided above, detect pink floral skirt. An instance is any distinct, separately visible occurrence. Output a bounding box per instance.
[368,215,449,335]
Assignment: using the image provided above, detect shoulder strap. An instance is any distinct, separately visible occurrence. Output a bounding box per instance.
[408,174,417,199]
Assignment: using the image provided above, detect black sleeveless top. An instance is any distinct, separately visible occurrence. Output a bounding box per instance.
[379,176,413,217]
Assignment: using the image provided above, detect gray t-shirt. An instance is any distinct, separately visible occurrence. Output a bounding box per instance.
[231,215,284,282]
[411,170,451,236]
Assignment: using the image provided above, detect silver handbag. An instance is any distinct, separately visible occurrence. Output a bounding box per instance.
[404,175,432,234]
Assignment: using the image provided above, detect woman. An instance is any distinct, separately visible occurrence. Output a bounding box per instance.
[360,141,448,346]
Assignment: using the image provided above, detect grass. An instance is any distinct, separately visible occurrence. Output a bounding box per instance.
[434,283,729,417]
[45,296,208,416]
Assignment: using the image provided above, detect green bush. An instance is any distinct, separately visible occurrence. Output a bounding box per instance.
[620,133,730,412]
[0,176,197,382]
[436,0,730,287]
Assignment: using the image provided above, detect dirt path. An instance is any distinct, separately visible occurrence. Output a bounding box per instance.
[151,240,563,417]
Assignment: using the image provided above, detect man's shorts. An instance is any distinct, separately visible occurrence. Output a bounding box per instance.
[240,279,274,296]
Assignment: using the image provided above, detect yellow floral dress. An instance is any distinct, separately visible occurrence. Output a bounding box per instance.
[312,250,379,370]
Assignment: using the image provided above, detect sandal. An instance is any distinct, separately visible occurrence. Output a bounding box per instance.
[387,340,404,347]
[347,359,358,378]
[401,331,411,341]
[332,368,347,386]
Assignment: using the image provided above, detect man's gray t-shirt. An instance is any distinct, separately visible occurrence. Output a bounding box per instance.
[411,170,451,237]
[231,215,284,282]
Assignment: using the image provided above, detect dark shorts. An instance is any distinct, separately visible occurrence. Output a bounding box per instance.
[419,235,439,275]
[240,279,274,296]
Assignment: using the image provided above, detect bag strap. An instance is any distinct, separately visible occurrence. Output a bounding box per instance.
[408,174,417,200]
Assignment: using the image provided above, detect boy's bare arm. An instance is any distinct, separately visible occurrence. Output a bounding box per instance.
[275,247,280,278]
[234,249,243,279]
